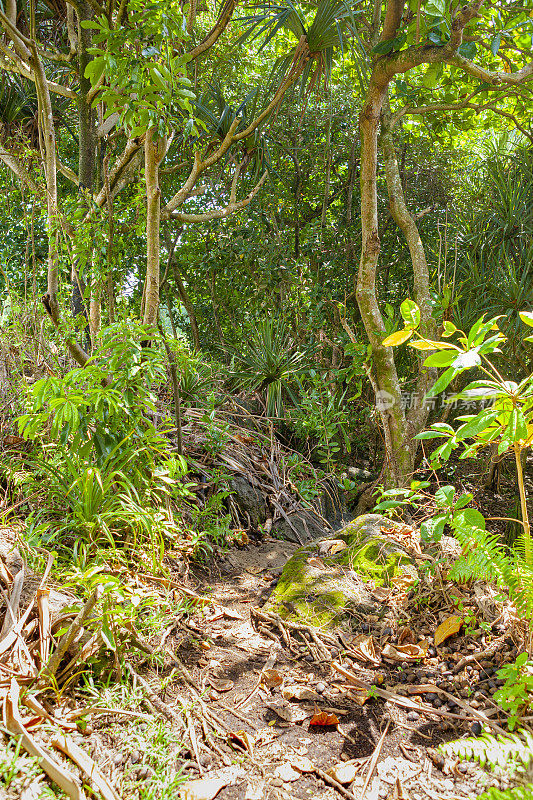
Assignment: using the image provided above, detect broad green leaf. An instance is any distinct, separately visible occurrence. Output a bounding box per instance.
[455,410,500,441]
[435,485,455,508]
[420,515,446,542]
[453,350,481,369]
[426,366,458,398]
[382,328,413,347]
[442,321,457,337]
[400,299,420,327]
[453,508,486,531]
[490,32,501,56]
[424,350,457,368]
[520,311,533,328]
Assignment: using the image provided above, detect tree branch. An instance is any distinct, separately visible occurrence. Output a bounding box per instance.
[170,171,268,223]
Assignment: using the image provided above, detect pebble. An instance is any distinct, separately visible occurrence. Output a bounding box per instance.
[457,763,468,774]
[113,753,124,766]
[406,711,420,722]
[130,751,141,765]
[316,682,326,694]
[304,654,314,663]
[137,766,151,780]
[443,779,454,791]
[470,721,482,736]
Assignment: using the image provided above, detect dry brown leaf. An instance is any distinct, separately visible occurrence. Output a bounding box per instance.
[348,689,370,706]
[261,669,283,688]
[228,730,255,756]
[349,634,381,666]
[327,763,358,785]
[51,733,121,800]
[434,616,463,646]
[290,756,314,773]
[309,711,339,727]
[200,640,211,651]
[208,677,234,692]
[179,777,232,800]
[371,587,391,602]
[382,640,429,663]
[4,680,85,800]
[307,557,326,569]
[281,685,321,701]
[275,762,300,782]
[266,701,310,723]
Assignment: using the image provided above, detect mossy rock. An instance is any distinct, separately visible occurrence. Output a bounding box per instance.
[266,514,417,629]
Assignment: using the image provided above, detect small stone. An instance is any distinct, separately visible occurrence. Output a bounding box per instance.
[304,654,314,663]
[443,779,454,791]
[470,721,482,736]
[457,763,468,774]
[316,682,326,694]
[425,693,437,702]
[209,690,220,701]
[330,647,339,659]
[137,766,151,780]
[406,711,420,722]
[130,751,141,765]
[113,753,124,766]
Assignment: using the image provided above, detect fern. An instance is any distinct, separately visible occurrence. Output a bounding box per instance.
[441,730,533,771]
[479,787,533,800]
[441,730,533,800]
[449,524,533,619]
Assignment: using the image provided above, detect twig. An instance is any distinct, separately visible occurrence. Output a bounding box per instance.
[314,766,358,800]
[43,589,100,680]
[360,719,390,799]
[127,664,185,729]
[453,639,504,673]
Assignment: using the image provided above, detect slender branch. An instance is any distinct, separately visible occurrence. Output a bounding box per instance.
[186,0,238,61]
[170,171,268,223]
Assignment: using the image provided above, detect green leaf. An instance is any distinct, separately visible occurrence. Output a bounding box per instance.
[424,350,457,368]
[400,299,420,327]
[435,485,455,508]
[520,311,533,328]
[455,410,500,441]
[420,515,446,542]
[382,328,414,346]
[490,32,501,56]
[372,39,395,55]
[453,508,486,531]
[426,366,458,397]
[442,321,457,337]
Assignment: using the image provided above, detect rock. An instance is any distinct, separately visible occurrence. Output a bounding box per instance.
[406,711,420,722]
[266,514,418,629]
[271,511,325,544]
[229,477,267,529]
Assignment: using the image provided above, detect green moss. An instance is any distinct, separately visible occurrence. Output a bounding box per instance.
[267,515,416,628]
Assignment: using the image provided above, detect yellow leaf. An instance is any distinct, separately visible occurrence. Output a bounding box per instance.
[382,328,413,347]
[411,339,458,350]
[434,615,463,646]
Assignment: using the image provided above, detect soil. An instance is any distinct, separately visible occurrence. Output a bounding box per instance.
[86,536,520,800]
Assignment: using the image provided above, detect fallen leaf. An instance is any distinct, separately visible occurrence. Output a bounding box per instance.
[266,701,310,723]
[229,730,255,756]
[371,587,391,602]
[434,616,463,646]
[200,641,211,651]
[329,541,348,554]
[282,685,321,701]
[348,689,370,706]
[349,635,381,666]
[309,711,339,727]
[327,763,358,785]
[261,669,283,688]
[275,762,301,782]
[208,677,234,692]
[307,557,326,569]
[244,779,265,800]
[397,627,416,645]
[382,640,429,663]
[180,777,232,800]
[290,756,314,773]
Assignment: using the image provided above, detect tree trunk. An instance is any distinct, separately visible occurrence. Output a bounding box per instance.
[356,75,414,486]
[143,129,166,328]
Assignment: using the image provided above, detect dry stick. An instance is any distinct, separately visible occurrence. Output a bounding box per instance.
[214,702,257,729]
[453,639,504,674]
[332,663,508,736]
[127,665,185,729]
[43,589,99,680]
[360,719,391,800]
[313,766,358,800]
